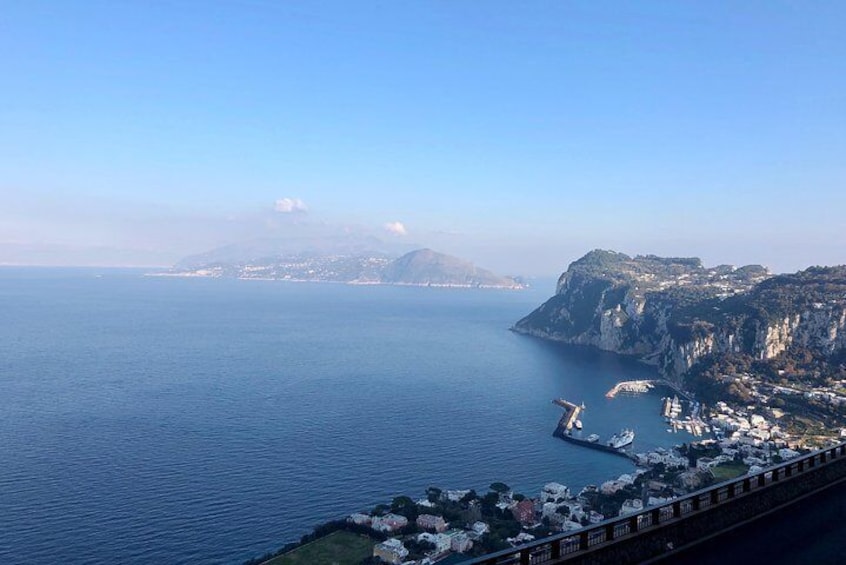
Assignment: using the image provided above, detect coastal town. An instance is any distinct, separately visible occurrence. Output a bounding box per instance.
[250,378,846,565]
[160,248,526,289]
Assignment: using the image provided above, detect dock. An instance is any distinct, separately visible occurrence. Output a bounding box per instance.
[552,398,582,432]
[661,395,710,437]
[605,379,655,398]
[553,428,636,460]
[605,378,695,401]
[552,398,636,461]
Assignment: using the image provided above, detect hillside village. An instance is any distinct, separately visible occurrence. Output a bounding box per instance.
[249,390,844,565]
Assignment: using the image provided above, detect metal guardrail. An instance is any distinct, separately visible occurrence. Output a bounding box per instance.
[464,441,846,565]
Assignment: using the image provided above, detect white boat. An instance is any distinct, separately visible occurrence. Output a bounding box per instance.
[586,434,600,443]
[574,419,583,430]
[608,429,635,449]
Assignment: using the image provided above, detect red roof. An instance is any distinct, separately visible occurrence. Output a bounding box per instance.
[512,500,535,524]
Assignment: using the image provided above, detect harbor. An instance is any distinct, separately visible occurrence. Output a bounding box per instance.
[603,378,711,438]
[552,376,712,461]
[552,398,636,461]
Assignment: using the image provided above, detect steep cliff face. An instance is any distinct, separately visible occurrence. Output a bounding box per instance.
[513,250,846,382]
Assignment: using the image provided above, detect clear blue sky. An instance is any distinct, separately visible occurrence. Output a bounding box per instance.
[2,1,844,274]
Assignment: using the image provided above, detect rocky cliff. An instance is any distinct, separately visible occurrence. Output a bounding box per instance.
[513,250,846,382]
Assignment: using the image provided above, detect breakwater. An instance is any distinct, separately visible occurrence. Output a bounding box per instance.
[605,380,654,398]
[552,398,634,461]
[464,441,846,564]
[553,429,635,461]
[552,398,582,432]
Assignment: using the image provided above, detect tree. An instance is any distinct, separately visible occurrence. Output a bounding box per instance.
[426,486,442,503]
[460,489,478,504]
[480,492,500,516]
[391,496,418,520]
[391,496,415,511]
[405,538,435,558]
[489,482,510,494]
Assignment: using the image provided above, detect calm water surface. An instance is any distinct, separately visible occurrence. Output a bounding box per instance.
[0,268,693,564]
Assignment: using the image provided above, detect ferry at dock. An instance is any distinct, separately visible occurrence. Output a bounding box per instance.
[608,429,635,449]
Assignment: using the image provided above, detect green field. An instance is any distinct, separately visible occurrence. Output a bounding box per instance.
[710,463,750,481]
[261,530,374,565]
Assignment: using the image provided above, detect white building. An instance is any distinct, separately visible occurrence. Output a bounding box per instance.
[373,538,409,564]
[348,513,371,526]
[541,502,560,519]
[620,499,644,516]
[417,532,451,553]
[696,457,717,471]
[562,519,583,531]
[371,513,408,533]
[471,521,489,536]
[559,500,585,522]
[600,480,626,495]
[507,532,536,546]
[446,530,473,553]
[541,482,570,502]
[617,474,635,485]
[779,448,800,460]
[588,510,605,524]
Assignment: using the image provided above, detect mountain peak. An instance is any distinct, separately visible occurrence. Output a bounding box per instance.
[165,245,523,289]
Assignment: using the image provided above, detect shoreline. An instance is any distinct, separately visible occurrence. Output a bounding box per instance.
[144,272,526,289]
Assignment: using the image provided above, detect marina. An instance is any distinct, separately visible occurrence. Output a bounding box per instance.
[662,395,711,437]
[603,377,711,439]
[552,398,636,461]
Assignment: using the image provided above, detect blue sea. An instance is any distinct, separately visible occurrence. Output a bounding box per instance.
[0,268,694,564]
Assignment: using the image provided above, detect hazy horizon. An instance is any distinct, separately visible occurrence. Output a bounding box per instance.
[3,2,845,276]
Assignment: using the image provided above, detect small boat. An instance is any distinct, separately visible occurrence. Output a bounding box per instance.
[574,419,583,430]
[587,434,600,443]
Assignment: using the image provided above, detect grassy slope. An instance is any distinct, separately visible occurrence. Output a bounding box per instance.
[710,463,750,482]
[261,530,374,565]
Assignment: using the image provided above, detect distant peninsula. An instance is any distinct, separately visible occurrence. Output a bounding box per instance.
[156,247,524,289]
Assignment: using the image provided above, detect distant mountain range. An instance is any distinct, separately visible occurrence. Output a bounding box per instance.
[162,244,524,289]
